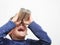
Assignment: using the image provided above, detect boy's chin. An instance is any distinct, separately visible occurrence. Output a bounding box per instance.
[17,33,26,37]
[19,34,26,37]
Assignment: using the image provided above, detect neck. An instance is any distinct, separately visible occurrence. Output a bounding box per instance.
[9,34,25,40]
[12,37,25,40]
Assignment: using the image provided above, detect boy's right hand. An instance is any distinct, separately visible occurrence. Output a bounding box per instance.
[11,14,21,26]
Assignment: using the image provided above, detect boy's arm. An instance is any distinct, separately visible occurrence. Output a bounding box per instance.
[28,21,51,45]
[0,13,20,38]
[0,21,16,38]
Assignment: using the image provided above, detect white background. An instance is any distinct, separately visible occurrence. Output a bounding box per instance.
[0,0,60,45]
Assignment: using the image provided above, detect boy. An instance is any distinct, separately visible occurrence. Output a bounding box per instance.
[0,13,51,45]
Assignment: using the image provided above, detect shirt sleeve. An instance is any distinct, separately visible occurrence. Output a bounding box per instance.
[0,20,16,38]
[28,21,51,45]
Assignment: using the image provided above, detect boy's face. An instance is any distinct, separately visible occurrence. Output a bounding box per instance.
[9,23,27,39]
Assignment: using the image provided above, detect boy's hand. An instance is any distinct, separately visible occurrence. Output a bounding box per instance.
[10,8,33,26]
[23,15,33,25]
[11,14,21,26]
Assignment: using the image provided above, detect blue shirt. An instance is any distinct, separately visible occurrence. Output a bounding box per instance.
[0,21,51,45]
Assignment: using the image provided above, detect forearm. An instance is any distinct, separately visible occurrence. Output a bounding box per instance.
[0,20,16,38]
[28,21,51,44]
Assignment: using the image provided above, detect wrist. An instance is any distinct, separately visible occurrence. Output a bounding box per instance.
[28,20,34,26]
[29,20,33,25]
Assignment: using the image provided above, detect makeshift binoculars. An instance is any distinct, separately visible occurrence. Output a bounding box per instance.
[17,8,31,22]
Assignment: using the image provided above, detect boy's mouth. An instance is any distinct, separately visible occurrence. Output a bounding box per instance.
[18,28,25,31]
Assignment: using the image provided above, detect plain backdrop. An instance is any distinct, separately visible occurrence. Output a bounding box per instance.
[0,0,60,45]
